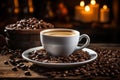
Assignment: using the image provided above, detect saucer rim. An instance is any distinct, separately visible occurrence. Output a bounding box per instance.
[22,46,98,67]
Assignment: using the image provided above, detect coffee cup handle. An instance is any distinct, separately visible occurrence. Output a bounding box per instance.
[77,34,90,49]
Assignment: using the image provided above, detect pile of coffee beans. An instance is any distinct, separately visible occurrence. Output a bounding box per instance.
[30,48,120,78]
[1,46,120,79]
[28,49,90,63]
[1,46,31,76]
[6,17,54,30]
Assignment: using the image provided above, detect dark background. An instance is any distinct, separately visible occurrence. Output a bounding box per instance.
[0,0,120,43]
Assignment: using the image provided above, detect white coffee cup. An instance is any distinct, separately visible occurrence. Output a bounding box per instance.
[40,28,90,56]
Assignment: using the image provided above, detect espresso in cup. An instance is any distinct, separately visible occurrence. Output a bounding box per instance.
[40,29,90,56]
[43,30,76,37]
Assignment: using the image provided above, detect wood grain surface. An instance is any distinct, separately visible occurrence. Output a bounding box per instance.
[0,44,120,79]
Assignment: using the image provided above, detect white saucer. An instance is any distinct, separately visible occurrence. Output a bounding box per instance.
[22,46,98,68]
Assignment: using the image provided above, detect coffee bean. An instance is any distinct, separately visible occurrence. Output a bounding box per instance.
[19,63,24,66]
[85,72,91,76]
[24,71,31,76]
[94,73,98,76]
[111,72,115,76]
[81,69,87,74]
[16,63,24,68]
[1,50,8,55]
[42,60,48,63]
[9,59,16,65]
[63,74,67,77]
[15,59,21,63]
[99,72,104,76]
[79,59,85,62]
[110,65,114,69]
[105,73,110,76]
[114,69,120,74]
[28,65,33,70]
[9,56,15,60]
[16,64,21,68]
[12,67,18,71]
[4,60,9,65]
[21,65,28,70]
[75,69,79,73]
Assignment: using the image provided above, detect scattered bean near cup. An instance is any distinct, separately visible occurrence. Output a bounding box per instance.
[1,46,120,78]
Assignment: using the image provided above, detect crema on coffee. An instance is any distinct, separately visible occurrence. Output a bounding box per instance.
[43,31,76,37]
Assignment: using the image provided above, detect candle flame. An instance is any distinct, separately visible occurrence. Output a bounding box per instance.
[85,5,90,12]
[91,0,96,5]
[103,5,107,9]
[28,0,34,13]
[80,1,85,7]
[29,7,34,13]
[14,0,19,14]
[14,8,19,14]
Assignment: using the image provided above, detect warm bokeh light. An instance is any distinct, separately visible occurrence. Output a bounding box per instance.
[14,8,19,14]
[28,0,34,13]
[28,0,33,6]
[29,7,34,13]
[103,5,108,9]
[14,0,19,7]
[85,5,90,12]
[80,1,85,7]
[14,0,19,14]
[90,0,96,5]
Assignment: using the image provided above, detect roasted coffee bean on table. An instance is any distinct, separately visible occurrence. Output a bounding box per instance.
[24,71,31,76]
[0,46,120,78]
[12,66,18,71]
[5,17,54,30]
[4,60,9,65]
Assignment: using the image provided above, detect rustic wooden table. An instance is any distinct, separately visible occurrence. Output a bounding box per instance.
[0,43,120,80]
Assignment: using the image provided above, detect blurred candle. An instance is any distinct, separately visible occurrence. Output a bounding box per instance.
[28,0,34,13]
[100,5,110,23]
[81,5,93,22]
[75,1,85,21]
[89,0,99,22]
[14,0,19,14]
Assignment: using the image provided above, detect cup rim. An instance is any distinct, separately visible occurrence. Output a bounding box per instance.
[40,28,80,37]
